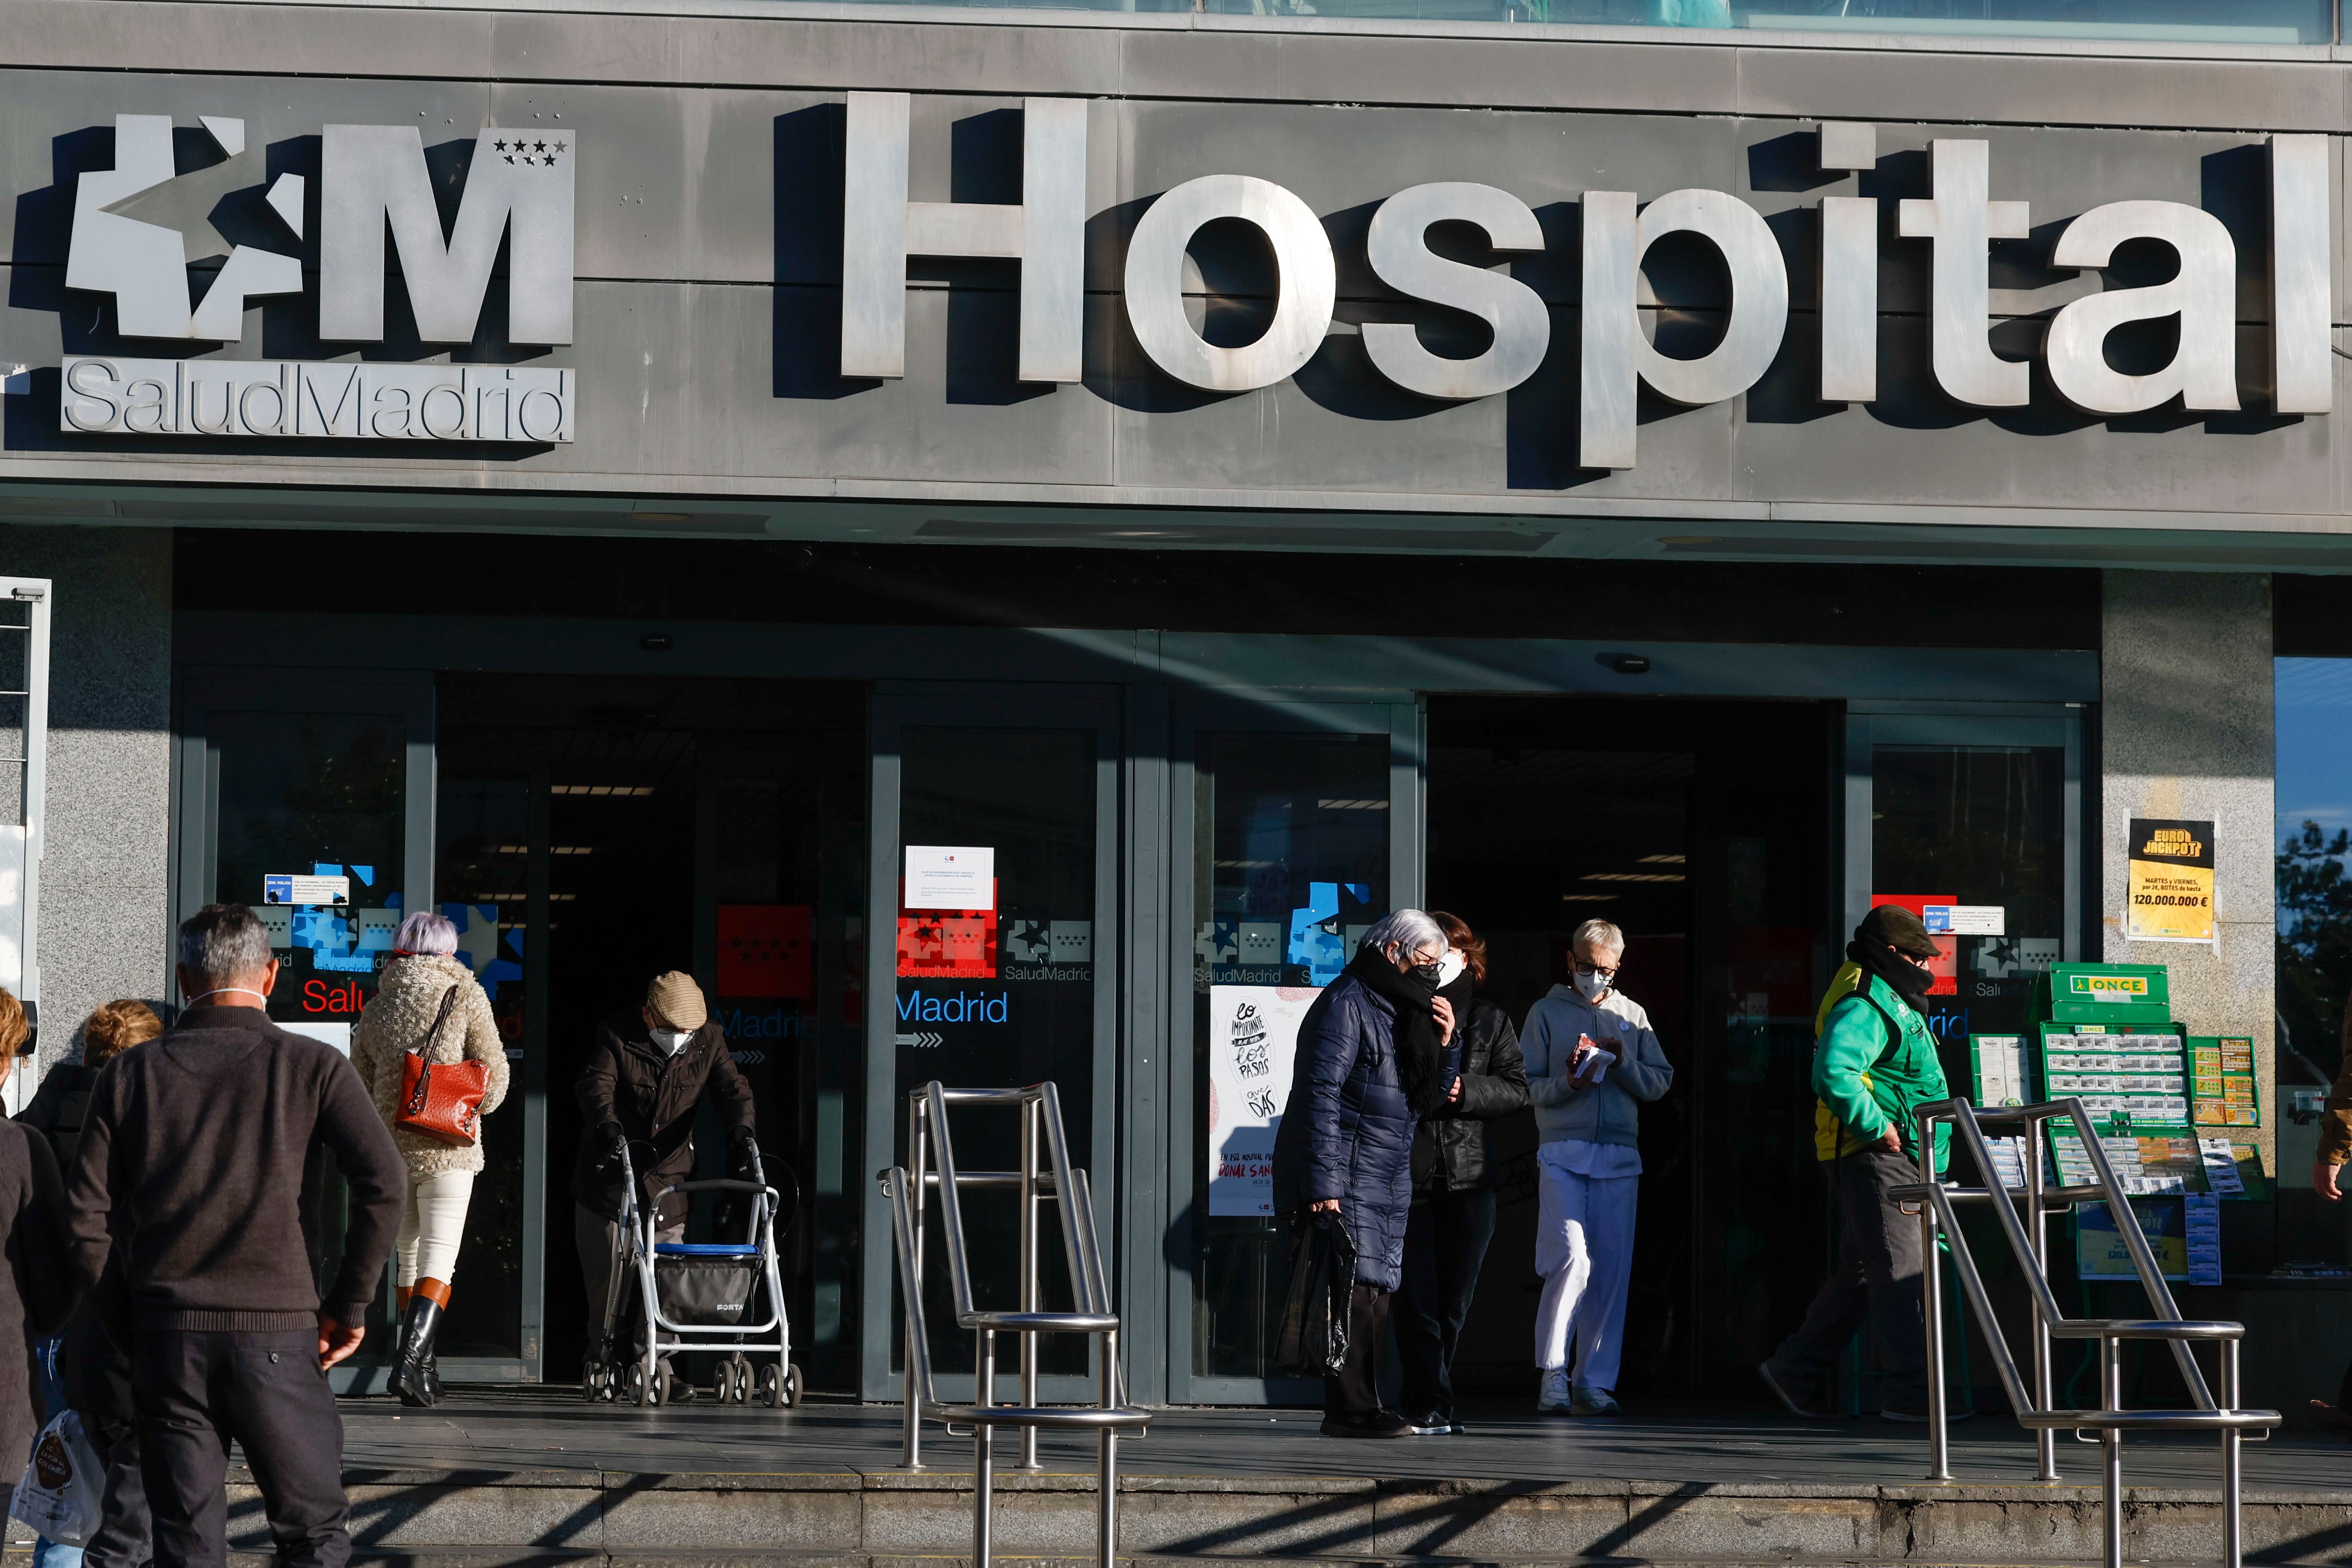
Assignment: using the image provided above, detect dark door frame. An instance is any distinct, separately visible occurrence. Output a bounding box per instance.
[858,682,1127,1404]
[171,668,553,1390]
[1161,695,1424,1407]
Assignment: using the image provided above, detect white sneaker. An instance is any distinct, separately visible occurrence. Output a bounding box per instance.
[1536,1367,1571,1414]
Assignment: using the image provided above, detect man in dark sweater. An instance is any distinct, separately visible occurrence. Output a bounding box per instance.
[63,903,405,1568]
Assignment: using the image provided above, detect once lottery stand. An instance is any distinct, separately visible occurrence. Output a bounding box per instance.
[1970,963,2262,1305]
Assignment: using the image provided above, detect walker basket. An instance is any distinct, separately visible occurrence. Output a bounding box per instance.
[653,1245,768,1328]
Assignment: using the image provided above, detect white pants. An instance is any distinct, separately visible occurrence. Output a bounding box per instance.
[395,1168,477,1286]
[1533,1152,1640,1391]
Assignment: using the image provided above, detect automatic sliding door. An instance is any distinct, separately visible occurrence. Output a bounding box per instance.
[861,690,1121,1401]
[176,673,438,1390]
[1167,702,1421,1405]
[1846,708,2082,1053]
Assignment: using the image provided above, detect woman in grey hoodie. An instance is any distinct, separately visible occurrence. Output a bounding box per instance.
[1520,918,1673,1417]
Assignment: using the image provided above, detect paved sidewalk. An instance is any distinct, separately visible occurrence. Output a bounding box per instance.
[340,1389,2352,1493]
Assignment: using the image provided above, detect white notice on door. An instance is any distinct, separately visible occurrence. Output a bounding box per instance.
[904,846,995,911]
[1924,905,2005,936]
[1206,985,1320,1216]
[281,1021,352,1058]
[263,873,350,906]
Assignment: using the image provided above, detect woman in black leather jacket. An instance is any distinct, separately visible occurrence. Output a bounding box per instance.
[1395,912,1529,1434]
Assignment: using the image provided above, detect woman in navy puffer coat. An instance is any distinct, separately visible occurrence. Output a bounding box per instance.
[1272,909,1455,1437]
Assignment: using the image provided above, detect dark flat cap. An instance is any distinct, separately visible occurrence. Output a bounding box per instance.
[1860,903,1941,959]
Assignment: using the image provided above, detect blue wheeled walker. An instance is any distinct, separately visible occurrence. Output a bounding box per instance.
[582,1136,800,1408]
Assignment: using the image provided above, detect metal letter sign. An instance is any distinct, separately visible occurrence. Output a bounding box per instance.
[1124,176,1337,392]
[840,92,1086,382]
[60,112,576,442]
[1580,188,1789,470]
[2046,202,2238,414]
[822,109,2331,465]
[1362,183,1550,401]
[1899,140,2032,408]
[2270,134,2332,415]
[320,124,575,344]
[66,115,303,340]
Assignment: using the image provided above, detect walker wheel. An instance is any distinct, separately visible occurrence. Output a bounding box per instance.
[783,1363,803,1409]
[580,1361,602,1401]
[653,1364,675,1407]
[622,1363,648,1406]
[757,1362,783,1408]
[731,1355,753,1405]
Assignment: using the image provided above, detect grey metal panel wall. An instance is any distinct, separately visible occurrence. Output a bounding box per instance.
[5,3,2352,540]
[4,0,2347,132]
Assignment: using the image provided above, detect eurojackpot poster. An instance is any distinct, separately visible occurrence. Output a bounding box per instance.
[2126,818,2217,945]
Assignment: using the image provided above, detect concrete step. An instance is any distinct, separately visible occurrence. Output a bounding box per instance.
[189,1469,2352,1566]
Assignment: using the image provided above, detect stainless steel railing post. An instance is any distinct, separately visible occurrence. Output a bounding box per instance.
[2068,1106,2213,1408]
[2222,1338,2243,1568]
[1098,1324,1119,1568]
[975,1326,996,1568]
[889,1084,1149,1568]
[2026,1112,2057,1481]
[1919,1107,1950,1481]
[1901,1095,2275,1564]
[2101,1335,2124,1568]
[1017,1094,1041,1472]
[903,1094,928,1471]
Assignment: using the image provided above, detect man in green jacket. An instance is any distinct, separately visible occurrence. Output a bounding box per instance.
[1759,904,1950,1422]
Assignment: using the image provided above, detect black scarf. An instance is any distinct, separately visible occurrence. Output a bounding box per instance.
[1345,946,1451,1115]
[1847,933,1933,1009]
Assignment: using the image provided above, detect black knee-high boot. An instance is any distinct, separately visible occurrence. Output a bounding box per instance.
[392,1287,445,1408]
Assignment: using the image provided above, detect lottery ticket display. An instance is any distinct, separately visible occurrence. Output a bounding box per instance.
[2049,1133,2207,1195]
[2039,1032,2192,1131]
[2189,1035,2262,1130]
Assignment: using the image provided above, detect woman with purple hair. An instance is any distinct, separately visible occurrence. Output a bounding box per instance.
[351,912,509,1406]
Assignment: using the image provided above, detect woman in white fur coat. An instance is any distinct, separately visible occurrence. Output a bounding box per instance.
[351,911,509,1407]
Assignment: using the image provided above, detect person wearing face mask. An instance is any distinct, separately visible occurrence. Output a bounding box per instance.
[1520,918,1673,1417]
[571,971,756,1396]
[1759,904,1953,1423]
[1395,913,1526,1437]
[1271,909,1457,1440]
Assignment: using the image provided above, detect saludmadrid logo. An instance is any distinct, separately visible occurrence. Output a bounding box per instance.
[58,114,576,443]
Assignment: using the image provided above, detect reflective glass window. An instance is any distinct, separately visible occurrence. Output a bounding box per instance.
[1190,732,1390,1380]
[769,0,2329,44]
[2276,658,2352,1271]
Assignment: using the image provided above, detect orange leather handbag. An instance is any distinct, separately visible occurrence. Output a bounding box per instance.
[398,986,489,1146]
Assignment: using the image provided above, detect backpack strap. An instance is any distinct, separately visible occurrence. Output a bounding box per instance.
[1850,986,1908,1064]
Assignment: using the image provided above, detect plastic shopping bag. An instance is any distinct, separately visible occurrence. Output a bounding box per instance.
[1272,1211,1357,1378]
[11,1408,102,1546]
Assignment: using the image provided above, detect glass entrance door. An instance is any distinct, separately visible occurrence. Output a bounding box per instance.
[860,688,1122,1401]
[174,671,447,1389]
[1845,706,2085,1084]
[1166,700,1421,1405]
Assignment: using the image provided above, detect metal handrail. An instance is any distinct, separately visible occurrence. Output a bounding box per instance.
[1910,1096,2280,1568]
[882,1080,1150,1568]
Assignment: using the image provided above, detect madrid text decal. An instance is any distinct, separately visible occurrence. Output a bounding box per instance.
[57,115,576,442]
[840,94,2333,470]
